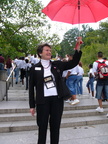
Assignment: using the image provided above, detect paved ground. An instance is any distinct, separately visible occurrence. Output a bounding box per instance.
[0,77,108,144]
[0,124,108,144]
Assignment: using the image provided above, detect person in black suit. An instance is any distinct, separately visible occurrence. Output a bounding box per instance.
[29,40,82,144]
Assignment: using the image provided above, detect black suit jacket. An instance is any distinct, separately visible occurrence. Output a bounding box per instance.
[29,50,82,108]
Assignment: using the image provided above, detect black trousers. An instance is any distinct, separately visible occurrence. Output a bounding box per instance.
[36,96,64,144]
[25,71,29,90]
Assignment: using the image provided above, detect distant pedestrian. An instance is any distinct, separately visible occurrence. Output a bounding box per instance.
[25,54,29,61]
[6,56,12,76]
[86,64,95,98]
[0,54,5,70]
[25,59,32,90]
[102,57,107,102]
[30,54,34,65]
[14,57,21,84]
[66,54,80,105]
[18,57,26,86]
[76,62,84,95]
[32,54,39,65]
[93,51,108,116]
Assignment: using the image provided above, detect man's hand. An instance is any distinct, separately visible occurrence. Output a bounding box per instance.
[30,108,35,116]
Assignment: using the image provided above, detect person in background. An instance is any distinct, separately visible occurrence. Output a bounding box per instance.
[30,54,34,65]
[6,56,12,76]
[65,54,80,105]
[56,55,62,61]
[14,57,21,84]
[93,52,108,116]
[86,64,95,98]
[76,62,84,96]
[32,54,39,65]
[0,54,5,70]
[65,54,69,61]
[25,54,29,60]
[18,57,26,86]
[25,59,32,90]
[102,57,107,102]
[29,40,82,144]
[62,58,70,103]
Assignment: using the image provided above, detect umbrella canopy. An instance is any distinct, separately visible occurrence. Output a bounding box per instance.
[98,0,108,7]
[42,0,108,25]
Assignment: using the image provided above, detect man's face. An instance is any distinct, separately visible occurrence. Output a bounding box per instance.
[41,46,52,60]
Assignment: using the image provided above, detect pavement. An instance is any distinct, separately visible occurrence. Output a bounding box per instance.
[0,77,108,144]
[0,124,108,144]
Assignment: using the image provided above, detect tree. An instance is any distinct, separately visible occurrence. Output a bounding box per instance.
[0,0,60,58]
[81,22,108,74]
[59,28,79,57]
[59,24,93,57]
[98,21,108,44]
[59,22,108,73]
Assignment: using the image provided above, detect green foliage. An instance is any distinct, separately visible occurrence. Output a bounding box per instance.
[81,22,108,74]
[59,28,79,57]
[0,0,60,59]
[1,0,108,67]
[59,22,108,74]
[81,43,108,74]
[59,24,94,57]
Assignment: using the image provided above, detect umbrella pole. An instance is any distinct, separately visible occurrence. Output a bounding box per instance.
[78,0,80,36]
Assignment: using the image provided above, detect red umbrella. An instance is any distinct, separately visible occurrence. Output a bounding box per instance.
[42,0,108,25]
[98,0,108,7]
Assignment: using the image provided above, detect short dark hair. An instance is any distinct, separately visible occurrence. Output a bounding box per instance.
[103,57,107,60]
[25,59,29,63]
[79,61,82,67]
[97,51,103,58]
[37,43,51,58]
[89,64,93,68]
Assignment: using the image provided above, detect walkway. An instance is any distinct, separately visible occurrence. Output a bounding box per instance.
[0,77,108,144]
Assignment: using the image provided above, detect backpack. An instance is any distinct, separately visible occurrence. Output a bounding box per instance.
[96,60,108,79]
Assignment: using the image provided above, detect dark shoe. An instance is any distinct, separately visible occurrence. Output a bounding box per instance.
[102,99,107,102]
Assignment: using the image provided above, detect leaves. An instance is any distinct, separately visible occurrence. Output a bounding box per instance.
[0,0,60,59]
[59,22,108,74]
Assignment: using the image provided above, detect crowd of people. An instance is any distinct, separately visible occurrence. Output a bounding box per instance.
[28,42,108,144]
[0,54,39,90]
[62,51,108,118]
[0,43,108,144]
[11,55,39,90]
[62,54,84,105]
[0,51,108,109]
